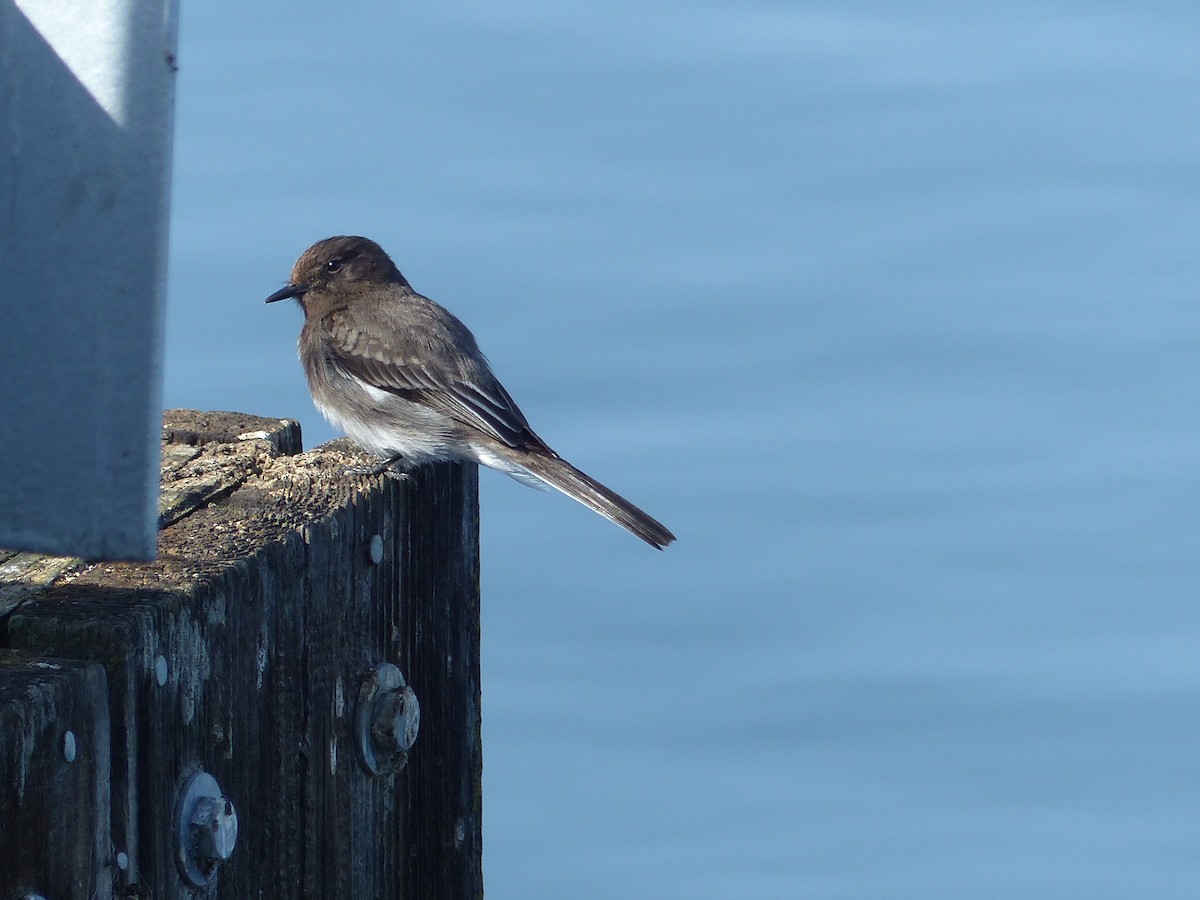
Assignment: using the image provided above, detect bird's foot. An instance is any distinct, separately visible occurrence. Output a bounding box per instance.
[345,453,408,479]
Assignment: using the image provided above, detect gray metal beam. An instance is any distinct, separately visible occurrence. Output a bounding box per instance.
[0,0,180,560]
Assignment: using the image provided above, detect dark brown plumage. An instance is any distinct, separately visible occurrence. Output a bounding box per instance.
[267,236,675,550]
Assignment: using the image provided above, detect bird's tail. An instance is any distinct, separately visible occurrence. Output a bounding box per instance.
[516,450,676,550]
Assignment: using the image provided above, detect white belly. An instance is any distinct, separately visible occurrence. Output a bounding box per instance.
[312,379,462,465]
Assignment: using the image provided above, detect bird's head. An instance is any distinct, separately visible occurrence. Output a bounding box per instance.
[265,235,408,308]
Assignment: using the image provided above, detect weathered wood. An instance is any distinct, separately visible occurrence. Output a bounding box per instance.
[2,410,304,619]
[156,408,303,529]
[0,550,83,618]
[398,463,483,899]
[0,651,112,900]
[0,409,482,899]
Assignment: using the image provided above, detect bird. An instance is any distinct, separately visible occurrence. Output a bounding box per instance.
[266,235,676,550]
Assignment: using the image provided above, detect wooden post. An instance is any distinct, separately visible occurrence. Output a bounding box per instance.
[0,651,112,898]
[0,410,483,899]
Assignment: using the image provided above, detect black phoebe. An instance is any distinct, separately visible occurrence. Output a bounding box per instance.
[266,236,676,550]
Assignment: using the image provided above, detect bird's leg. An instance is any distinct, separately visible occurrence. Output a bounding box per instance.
[346,453,408,479]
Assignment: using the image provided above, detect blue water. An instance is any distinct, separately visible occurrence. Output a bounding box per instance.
[165,4,1200,897]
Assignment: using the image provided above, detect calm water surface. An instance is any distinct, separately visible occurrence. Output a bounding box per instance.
[166,3,1199,897]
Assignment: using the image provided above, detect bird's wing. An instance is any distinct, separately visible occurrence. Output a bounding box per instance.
[319,299,538,449]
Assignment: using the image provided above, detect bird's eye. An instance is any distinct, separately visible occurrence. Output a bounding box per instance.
[325,257,344,273]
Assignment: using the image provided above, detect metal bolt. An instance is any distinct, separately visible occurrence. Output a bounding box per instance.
[155,655,169,686]
[174,771,239,886]
[192,796,238,863]
[63,730,76,762]
[355,663,420,775]
[368,533,384,564]
[371,685,420,754]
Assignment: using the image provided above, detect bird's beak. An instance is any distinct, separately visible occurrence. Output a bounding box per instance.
[265,283,309,304]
